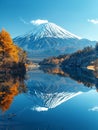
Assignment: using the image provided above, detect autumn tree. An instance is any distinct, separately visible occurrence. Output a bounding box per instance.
[0,29,19,64]
[16,46,27,63]
[0,29,27,67]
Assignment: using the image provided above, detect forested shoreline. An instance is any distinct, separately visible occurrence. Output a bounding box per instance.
[40,43,98,70]
[0,29,27,75]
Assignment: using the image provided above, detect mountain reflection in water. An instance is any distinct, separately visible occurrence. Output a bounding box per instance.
[0,67,98,130]
[25,66,98,112]
[0,66,97,112]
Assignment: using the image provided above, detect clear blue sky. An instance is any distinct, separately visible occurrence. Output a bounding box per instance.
[0,0,98,40]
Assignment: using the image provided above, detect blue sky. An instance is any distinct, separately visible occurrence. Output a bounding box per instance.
[0,0,98,40]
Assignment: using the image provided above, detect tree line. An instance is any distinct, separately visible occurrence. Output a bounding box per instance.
[0,29,27,72]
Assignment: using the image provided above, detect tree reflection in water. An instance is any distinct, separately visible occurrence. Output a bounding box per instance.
[0,72,27,112]
[40,66,98,91]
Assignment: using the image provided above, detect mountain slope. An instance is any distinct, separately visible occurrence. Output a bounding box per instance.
[14,22,96,58]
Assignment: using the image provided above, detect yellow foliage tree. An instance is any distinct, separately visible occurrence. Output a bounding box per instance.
[0,29,19,63]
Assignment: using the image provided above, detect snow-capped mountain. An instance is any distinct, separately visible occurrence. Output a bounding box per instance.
[14,21,96,58]
[20,22,81,40]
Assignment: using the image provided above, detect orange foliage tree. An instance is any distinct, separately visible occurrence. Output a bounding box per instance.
[0,29,19,63]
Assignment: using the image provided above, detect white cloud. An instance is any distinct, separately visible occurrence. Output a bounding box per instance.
[30,19,48,25]
[20,17,29,24]
[31,106,48,112]
[88,19,98,24]
[89,106,98,112]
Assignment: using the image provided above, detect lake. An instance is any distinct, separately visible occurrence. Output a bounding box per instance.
[0,67,98,130]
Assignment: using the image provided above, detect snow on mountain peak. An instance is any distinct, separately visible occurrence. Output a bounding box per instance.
[22,21,81,40]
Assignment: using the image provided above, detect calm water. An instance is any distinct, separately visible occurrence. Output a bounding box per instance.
[0,67,98,130]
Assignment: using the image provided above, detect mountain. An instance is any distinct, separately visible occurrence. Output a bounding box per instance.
[21,22,81,39]
[14,22,96,58]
